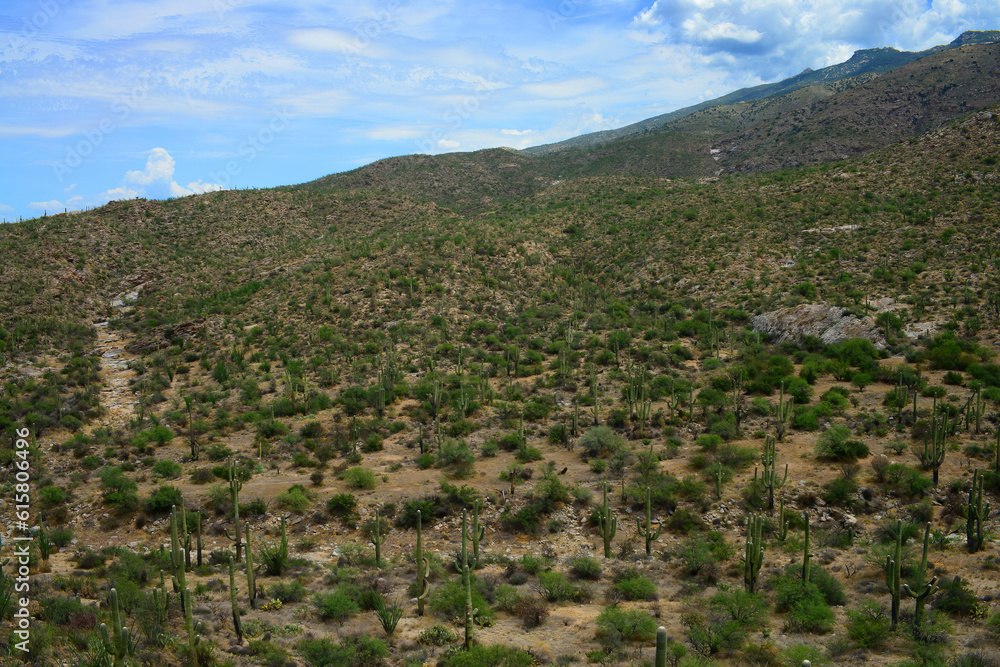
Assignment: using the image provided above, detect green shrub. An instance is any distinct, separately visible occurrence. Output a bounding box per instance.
[326,493,358,520]
[707,588,769,631]
[428,577,494,624]
[596,606,657,646]
[344,467,377,490]
[612,570,657,601]
[815,425,869,461]
[846,600,892,649]
[418,623,457,646]
[99,467,139,515]
[440,645,535,667]
[274,484,314,513]
[268,580,308,603]
[538,571,590,603]
[151,459,182,479]
[568,556,602,580]
[297,635,388,667]
[579,426,626,458]
[774,575,833,634]
[144,485,183,516]
[312,590,360,624]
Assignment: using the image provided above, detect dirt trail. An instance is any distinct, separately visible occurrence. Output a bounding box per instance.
[92,321,139,430]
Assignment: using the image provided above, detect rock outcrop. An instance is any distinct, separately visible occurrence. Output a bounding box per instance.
[750,303,886,349]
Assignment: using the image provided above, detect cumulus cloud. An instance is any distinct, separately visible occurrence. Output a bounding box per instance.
[28,148,221,213]
[629,0,999,79]
[124,148,223,199]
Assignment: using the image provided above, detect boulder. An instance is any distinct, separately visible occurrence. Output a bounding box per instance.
[750,303,885,348]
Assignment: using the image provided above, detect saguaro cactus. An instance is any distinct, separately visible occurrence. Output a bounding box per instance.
[885,519,904,628]
[774,382,793,442]
[743,513,764,593]
[245,524,257,609]
[923,401,949,487]
[414,509,430,616]
[99,588,134,667]
[229,556,243,644]
[636,486,662,556]
[966,468,991,554]
[462,563,478,650]
[370,509,386,567]
[655,626,667,667]
[597,481,617,559]
[801,511,812,585]
[903,576,940,629]
[224,458,244,562]
[466,500,485,567]
[169,506,188,612]
[760,436,787,512]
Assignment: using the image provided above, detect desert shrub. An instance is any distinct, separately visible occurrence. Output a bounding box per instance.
[596,606,657,648]
[268,580,308,603]
[815,426,869,461]
[935,576,980,618]
[326,493,358,519]
[538,571,590,603]
[99,467,139,514]
[707,589,769,631]
[681,610,746,657]
[312,589,360,624]
[143,485,183,516]
[274,484,314,513]
[611,569,657,601]
[344,467,376,490]
[774,575,833,634]
[568,556,602,580]
[513,597,549,629]
[418,623,456,646]
[151,459,182,479]
[846,600,892,650]
[579,426,626,458]
[428,577,495,624]
[440,644,535,667]
[297,635,388,667]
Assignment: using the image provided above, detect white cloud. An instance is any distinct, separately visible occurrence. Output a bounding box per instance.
[28,148,221,213]
[0,203,15,214]
[501,129,534,135]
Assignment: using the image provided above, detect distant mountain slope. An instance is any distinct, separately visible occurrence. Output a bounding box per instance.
[522,30,1000,156]
[714,42,1000,173]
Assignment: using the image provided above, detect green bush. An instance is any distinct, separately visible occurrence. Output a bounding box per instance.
[274,484,314,513]
[326,493,358,519]
[568,556,602,580]
[612,570,657,601]
[144,485,183,516]
[538,571,590,603]
[774,575,833,634]
[428,577,495,624]
[596,606,657,647]
[151,459,182,479]
[312,589,360,624]
[344,467,377,490]
[707,588,769,630]
[846,600,892,649]
[297,635,388,667]
[579,426,626,458]
[815,425,869,461]
[440,645,535,667]
[99,467,139,515]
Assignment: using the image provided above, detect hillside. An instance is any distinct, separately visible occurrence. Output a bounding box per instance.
[1,80,1000,667]
[299,40,1000,218]
[523,29,1000,157]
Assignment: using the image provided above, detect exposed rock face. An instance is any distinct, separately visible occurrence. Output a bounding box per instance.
[750,303,886,349]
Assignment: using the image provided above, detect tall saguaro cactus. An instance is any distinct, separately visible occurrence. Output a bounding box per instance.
[743,513,764,593]
[99,588,134,667]
[655,626,667,667]
[169,506,188,612]
[597,481,617,559]
[966,468,991,554]
[245,524,257,609]
[885,519,904,628]
[466,500,485,567]
[229,556,243,644]
[923,400,949,487]
[370,509,386,567]
[801,511,812,585]
[462,563,478,650]
[636,486,662,556]
[224,458,244,562]
[760,436,787,512]
[415,509,430,616]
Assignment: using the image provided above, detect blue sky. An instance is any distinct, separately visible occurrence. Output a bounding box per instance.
[1,0,997,221]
